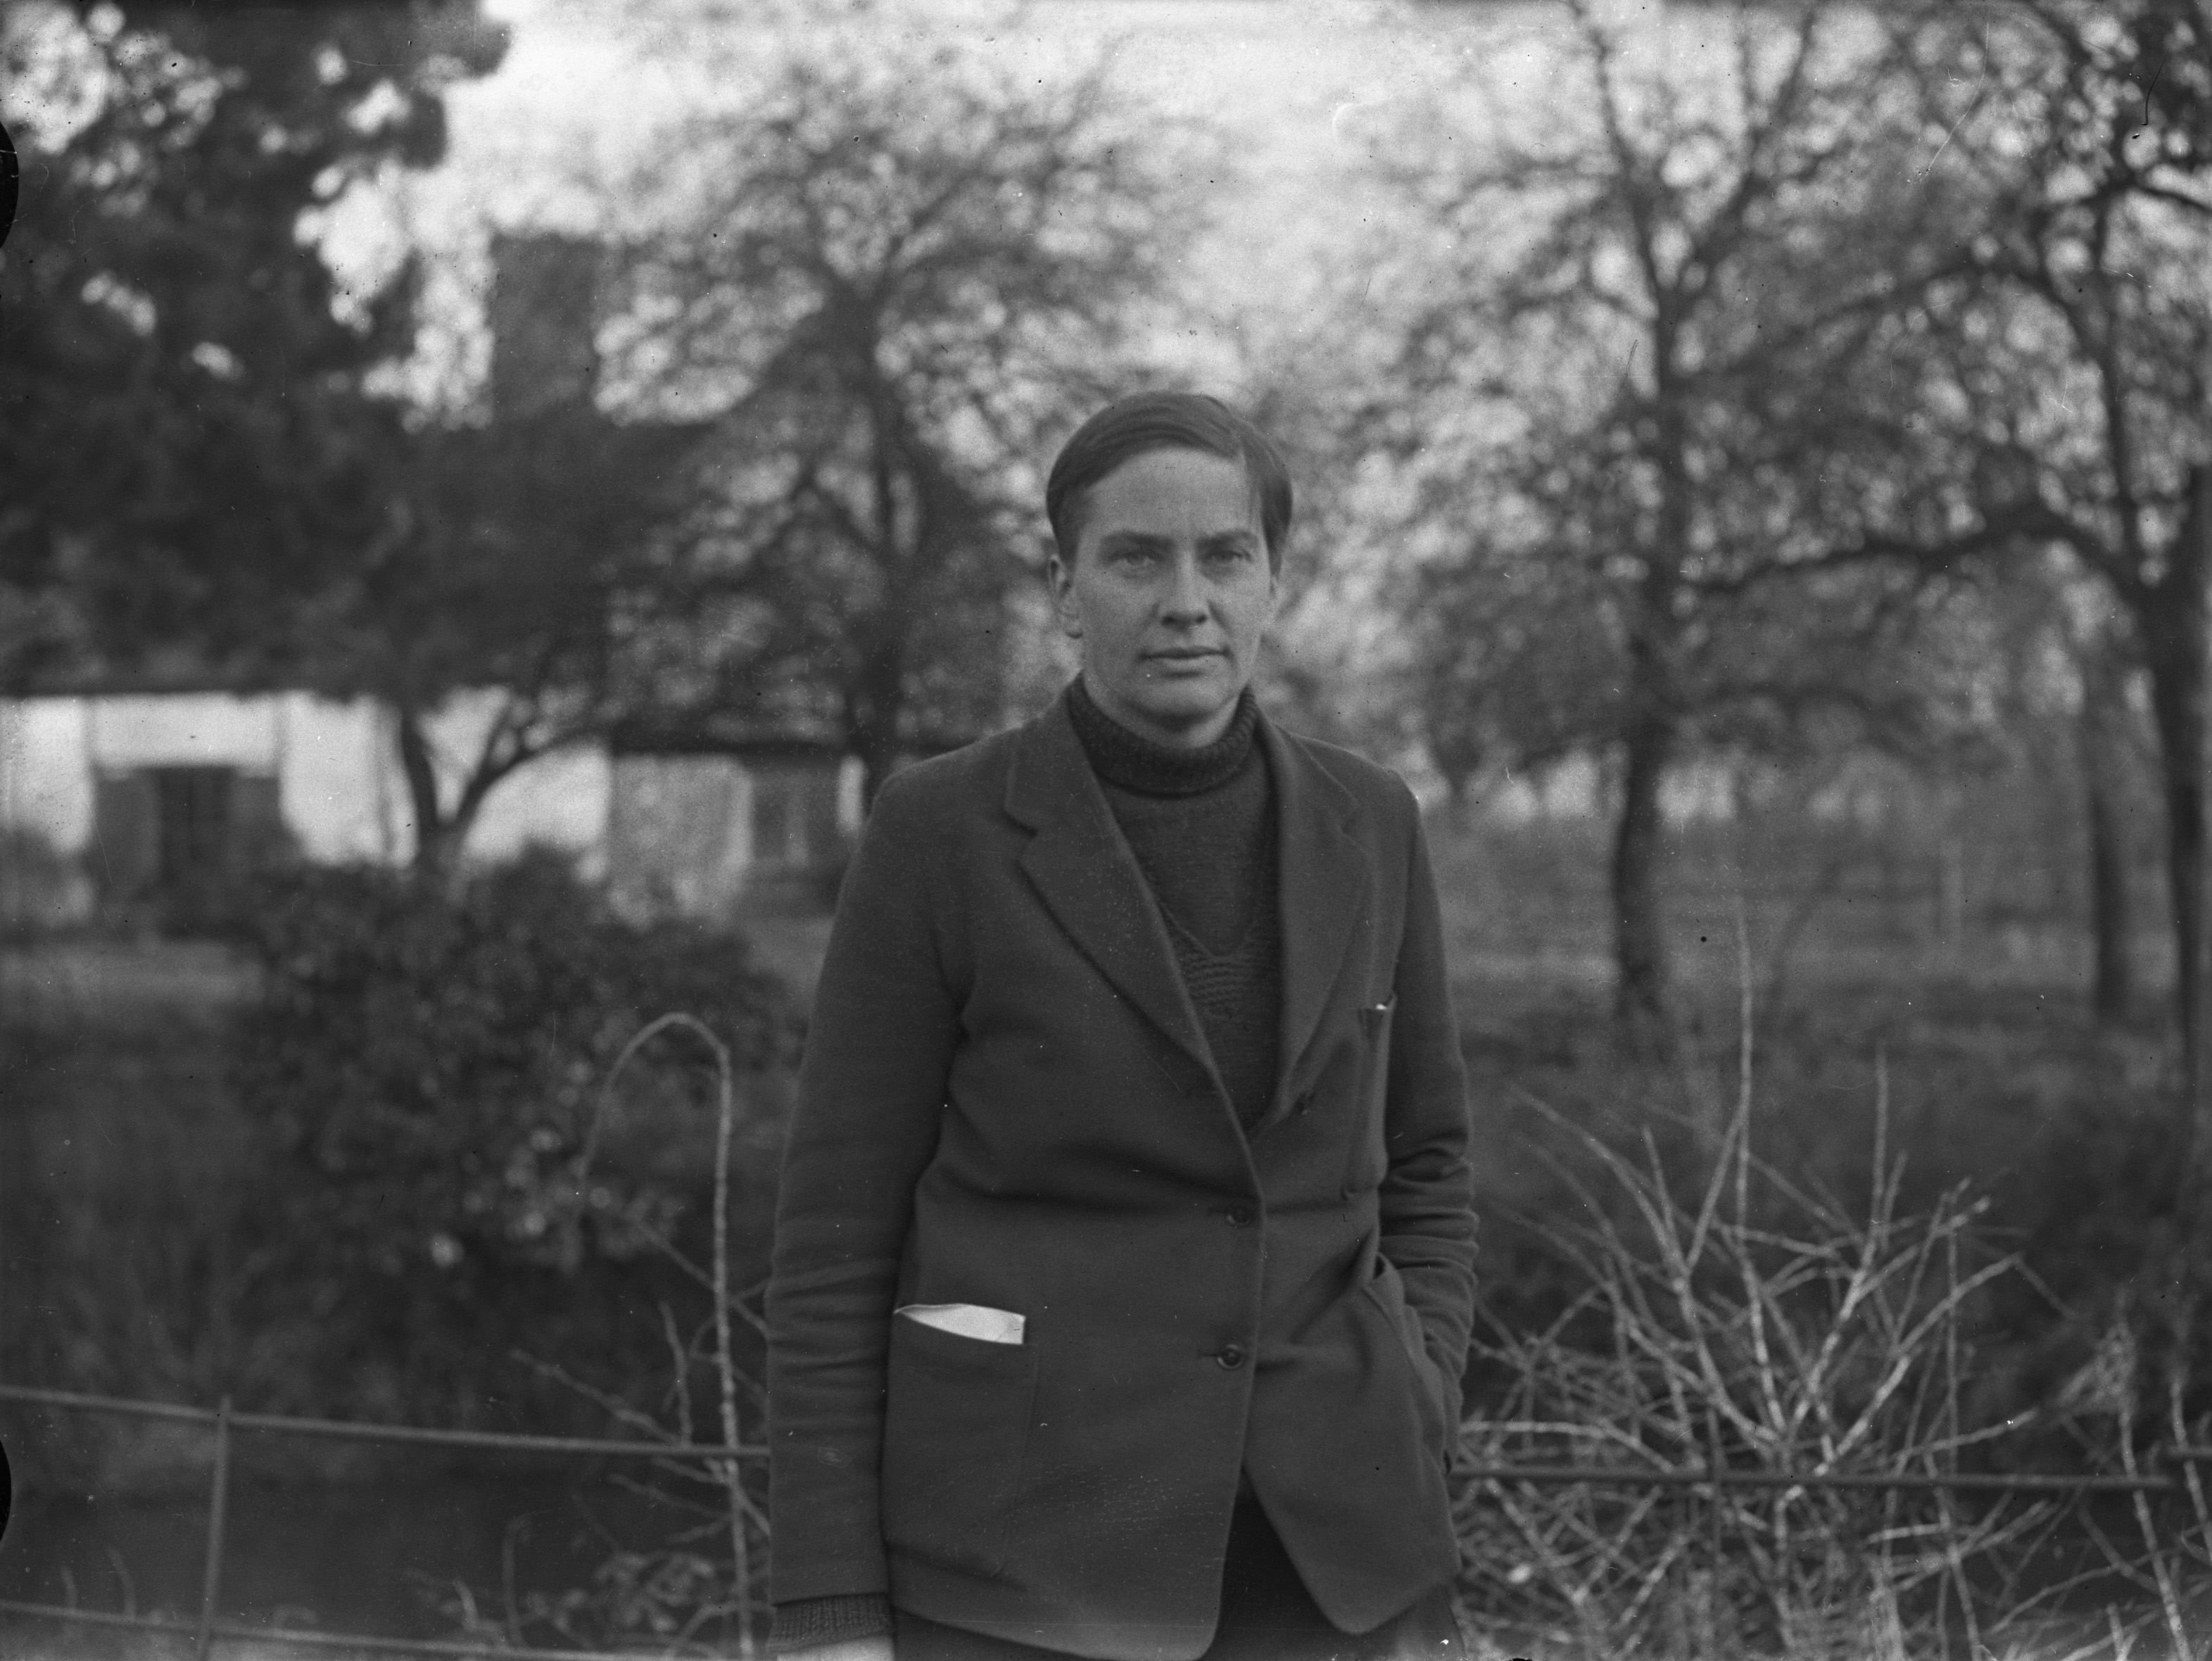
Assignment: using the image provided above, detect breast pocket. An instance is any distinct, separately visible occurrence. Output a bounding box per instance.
[1341,994,1396,1196]
[880,1311,1039,1578]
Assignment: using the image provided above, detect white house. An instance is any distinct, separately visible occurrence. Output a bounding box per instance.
[0,689,861,932]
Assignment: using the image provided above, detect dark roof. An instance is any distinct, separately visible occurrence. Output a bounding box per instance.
[11,650,282,699]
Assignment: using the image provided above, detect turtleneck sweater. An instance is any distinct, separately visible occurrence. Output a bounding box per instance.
[1066,676,1282,1132]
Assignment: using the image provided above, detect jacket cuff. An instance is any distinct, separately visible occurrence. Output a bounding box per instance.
[770,1593,897,1654]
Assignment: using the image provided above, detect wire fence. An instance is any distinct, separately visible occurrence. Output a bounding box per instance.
[3,1379,2207,1659]
[0,1382,766,1661]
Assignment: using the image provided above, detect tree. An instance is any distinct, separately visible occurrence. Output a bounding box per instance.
[334,391,707,880]
[0,14,714,880]
[1381,0,2008,1037]
[1876,0,2212,1172]
[0,1,508,690]
[2078,616,2146,1023]
[611,39,1195,804]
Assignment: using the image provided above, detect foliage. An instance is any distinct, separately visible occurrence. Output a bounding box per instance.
[607,32,1202,800]
[417,1006,777,1653]
[227,850,802,1425]
[0,0,507,690]
[0,824,92,934]
[0,8,701,880]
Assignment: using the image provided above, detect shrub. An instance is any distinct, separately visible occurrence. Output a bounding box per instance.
[1454,1087,2062,1660]
[0,824,94,935]
[227,847,802,1429]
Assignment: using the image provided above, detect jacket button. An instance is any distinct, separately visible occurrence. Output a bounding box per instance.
[1223,1206,1254,1228]
[1215,1344,1247,1369]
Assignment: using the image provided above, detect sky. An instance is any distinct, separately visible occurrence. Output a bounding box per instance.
[390,0,1738,389]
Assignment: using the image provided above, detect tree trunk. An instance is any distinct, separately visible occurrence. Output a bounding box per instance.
[2147,652,2204,1203]
[1626,293,1690,1049]
[854,727,900,817]
[847,643,908,815]
[394,704,467,892]
[2079,652,2135,1024]
[2137,467,2211,1208]
[1611,709,1674,1039]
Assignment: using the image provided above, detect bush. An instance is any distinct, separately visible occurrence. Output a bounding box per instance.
[227,848,802,1430]
[1454,1090,2083,1660]
[0,824,94,935]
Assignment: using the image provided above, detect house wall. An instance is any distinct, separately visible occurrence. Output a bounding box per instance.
[604,753,865,923]
[0,691,611,876]
[0,698,97,852]
[605,753,754,922]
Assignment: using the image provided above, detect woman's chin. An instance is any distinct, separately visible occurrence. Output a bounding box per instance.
[1125,690,1239,742]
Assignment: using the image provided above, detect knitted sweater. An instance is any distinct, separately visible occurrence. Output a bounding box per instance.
[1064,678,1282,1130]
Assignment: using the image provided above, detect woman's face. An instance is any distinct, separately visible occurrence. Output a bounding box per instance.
[1049,447,1281,751]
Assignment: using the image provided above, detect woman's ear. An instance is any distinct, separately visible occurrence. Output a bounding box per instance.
[1047,554,1083,640]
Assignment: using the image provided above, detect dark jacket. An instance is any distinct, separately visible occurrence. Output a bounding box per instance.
[766,696,1477,1661]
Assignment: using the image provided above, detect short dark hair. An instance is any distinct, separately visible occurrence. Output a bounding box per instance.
[1045,391,1294,571]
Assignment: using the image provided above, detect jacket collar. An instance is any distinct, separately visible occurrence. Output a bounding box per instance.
[1005,691,1370,1126]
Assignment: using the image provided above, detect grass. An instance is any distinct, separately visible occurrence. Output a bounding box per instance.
[0,944,263,1492]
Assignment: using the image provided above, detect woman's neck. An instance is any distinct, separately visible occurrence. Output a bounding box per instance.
[1067,676,1259,798]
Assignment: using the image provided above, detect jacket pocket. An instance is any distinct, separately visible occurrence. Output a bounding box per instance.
[1362,1261,1448,1457]
[1341,995,1396,1196]
[880,1310,1039,1579]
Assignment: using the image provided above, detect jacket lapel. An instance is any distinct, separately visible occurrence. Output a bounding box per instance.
[1006,698,1217,1080]
[1259,713,1370,1132]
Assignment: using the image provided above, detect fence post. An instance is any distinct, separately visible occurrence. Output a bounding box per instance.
[195,1394,233,1661]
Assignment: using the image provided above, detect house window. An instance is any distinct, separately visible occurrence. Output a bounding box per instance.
[154,766,235,885]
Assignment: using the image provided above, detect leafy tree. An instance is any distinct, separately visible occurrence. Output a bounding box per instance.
[231,848,800,1429]
[1381,0,2013,1036]
[0,0,508,690]
[609,40,1195,803]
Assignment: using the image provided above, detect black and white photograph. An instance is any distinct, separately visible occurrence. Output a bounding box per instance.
[4,0,2212,1656]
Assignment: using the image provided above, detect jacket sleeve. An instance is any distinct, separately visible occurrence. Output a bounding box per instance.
[1377,792,1477,1432]
[766,769,963,1605]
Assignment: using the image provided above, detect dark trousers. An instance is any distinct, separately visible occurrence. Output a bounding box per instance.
[893,1498,1464,1661]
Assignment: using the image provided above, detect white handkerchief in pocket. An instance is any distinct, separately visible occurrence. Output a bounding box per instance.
[897,1302,1025,1344]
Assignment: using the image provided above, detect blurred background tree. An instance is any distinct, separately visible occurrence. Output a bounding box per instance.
[1379,0,2025,1040]
[320,352,710,883]
[1873,0,2212,1191]
[0,0,510,689]
[605,45,1195,803]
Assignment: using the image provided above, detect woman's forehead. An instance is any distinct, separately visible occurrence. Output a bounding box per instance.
[1082,449,1265,537]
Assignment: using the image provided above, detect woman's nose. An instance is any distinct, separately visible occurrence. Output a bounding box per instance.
[1159,554,1208,619]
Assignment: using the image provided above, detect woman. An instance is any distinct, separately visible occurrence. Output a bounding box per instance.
[765,392,1476,1661]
